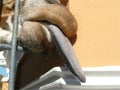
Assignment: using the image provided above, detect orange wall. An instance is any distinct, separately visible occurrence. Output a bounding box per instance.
[69,0,120,67]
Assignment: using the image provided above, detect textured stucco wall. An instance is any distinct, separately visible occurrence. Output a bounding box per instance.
[69,0,120,66]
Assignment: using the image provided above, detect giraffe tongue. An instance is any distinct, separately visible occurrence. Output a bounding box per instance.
[47,25,86,82]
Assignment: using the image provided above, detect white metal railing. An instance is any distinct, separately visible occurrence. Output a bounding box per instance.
[20,66,120,90]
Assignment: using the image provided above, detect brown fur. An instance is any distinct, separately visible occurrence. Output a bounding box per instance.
[0,0,77,52]
[3,0,15,9]
[18,21,48,52]
[22,4,77,38]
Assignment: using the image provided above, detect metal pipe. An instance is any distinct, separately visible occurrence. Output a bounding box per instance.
[0,44,29,51]
[8,0,20,90]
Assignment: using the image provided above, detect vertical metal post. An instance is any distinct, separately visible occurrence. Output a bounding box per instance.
[8,0,20,90]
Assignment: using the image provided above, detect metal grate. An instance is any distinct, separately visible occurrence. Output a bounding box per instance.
[0,0,20,90]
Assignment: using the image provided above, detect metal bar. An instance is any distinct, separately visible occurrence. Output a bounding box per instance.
[0,44,29,51]
[8,0,20,90]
